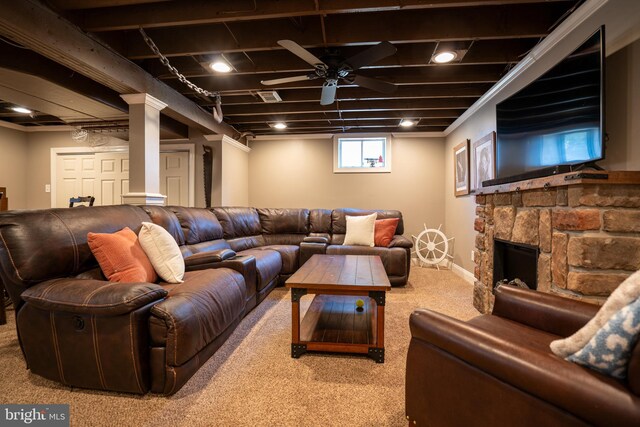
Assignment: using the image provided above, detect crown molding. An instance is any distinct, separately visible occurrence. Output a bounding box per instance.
[120,93,167,110]
[204,134,251,152]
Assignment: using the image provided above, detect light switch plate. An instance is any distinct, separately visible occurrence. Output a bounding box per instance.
[45,184,51,193]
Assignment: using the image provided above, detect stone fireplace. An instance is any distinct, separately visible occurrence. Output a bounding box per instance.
[473,171,640,314]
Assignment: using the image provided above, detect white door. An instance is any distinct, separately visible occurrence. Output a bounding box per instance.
[54,150,189,207]
[160,151,189,206]
[55,153,97,208]
[94,152,129,206]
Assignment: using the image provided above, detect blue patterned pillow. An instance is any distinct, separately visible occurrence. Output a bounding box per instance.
[566,297,640,379]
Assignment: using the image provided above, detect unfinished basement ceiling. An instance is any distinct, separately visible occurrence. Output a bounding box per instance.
[19,0,583,136]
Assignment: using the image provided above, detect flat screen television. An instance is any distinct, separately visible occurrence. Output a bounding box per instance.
[489,26,605,187]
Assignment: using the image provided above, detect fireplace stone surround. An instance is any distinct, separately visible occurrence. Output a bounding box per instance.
[473,171,640,314]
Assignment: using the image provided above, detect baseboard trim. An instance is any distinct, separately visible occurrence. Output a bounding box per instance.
[450,263,475,284]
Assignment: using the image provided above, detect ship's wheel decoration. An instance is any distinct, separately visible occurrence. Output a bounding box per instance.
[412,224,454,269]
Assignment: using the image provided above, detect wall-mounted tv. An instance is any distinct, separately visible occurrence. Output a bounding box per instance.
[490,26,605,186]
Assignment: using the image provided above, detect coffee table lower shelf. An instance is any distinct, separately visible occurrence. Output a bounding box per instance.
[291,293,385,363]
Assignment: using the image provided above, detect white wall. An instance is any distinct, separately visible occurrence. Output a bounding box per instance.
[248,136,446,240]
[0,125,28,209]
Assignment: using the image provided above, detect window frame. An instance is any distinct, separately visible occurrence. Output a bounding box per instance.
[332,134,392,173]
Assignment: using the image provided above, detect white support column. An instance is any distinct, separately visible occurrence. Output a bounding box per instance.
[120,93,168,206]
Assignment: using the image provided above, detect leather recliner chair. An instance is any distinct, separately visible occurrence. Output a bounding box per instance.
[405,285,640,426]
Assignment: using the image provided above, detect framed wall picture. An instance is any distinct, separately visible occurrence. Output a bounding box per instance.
[453,139,470,196]
[472,131,496,191]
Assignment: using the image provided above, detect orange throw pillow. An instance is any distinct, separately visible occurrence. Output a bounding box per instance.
[374,218,399,247]
[88,227,158,283]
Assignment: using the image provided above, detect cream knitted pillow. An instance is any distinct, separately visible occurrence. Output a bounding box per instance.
[550,269,640,357]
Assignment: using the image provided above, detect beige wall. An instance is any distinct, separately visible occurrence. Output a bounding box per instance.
[0,125,28,209]
[25,131,130,209]
[221,139,249,206]
[26,131,85,209]
[601,38,640,170]
[248,136,446,240]
[444,36,640,273]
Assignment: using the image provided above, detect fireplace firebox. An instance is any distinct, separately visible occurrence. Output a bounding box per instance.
[493,239,539,291]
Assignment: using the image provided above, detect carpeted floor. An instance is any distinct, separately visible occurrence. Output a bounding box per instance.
[0,267,478,426]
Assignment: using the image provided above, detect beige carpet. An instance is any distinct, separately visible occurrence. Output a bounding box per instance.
[0,267,478,426]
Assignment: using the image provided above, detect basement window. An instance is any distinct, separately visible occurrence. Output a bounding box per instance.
[333,136,391,173]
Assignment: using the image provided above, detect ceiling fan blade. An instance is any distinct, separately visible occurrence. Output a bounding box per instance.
[320,82,337,105]
[278,40,326,67]
[344,41,397,70]
[261,75,313,85]
[353,75,397,94]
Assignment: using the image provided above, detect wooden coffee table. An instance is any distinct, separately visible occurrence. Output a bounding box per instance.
[285,254,391,363]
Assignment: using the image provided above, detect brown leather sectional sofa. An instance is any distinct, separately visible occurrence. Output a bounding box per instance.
[0,205,412,395]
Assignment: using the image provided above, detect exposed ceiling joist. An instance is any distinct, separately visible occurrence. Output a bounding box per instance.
[0,0,582,136]
[0,0,238,138]
[143,39,537,79]
[221,98,474,116]
[117,3,569,59]
[66,0,572,32]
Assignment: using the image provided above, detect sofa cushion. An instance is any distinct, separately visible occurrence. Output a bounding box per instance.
[149,269,246,367]
[88,227,157,283]
[169,207,224,245]
[0,205,150,287]
[212,207,262,239]
[139,222,185,283]
[326,245,407,278]
[140,206,185,245]
[258,208,309,235]
[343,213,377,247]
[237,248,282,291]
[256,245,299,274]
[309,209,332,234]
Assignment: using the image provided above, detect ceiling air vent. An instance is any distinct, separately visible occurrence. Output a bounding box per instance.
[257,91,282,103]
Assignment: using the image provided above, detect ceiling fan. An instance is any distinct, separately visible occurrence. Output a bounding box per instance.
[261,40,398,105]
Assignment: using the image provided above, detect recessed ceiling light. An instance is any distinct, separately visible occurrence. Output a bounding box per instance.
[399,119,415,127]
[433,51,457,64]
[210,61,232,73]
[272,122,287,130]
[11,106,32,114]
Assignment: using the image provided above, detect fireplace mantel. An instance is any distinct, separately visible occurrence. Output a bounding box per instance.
[472,170,640,314]
[476,171,640,195]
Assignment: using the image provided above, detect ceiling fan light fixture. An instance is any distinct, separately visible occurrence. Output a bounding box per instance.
[11,106,32,114]
[210,61,232,73]
[432,51,457,64]
[399,119,415,127]
[270,122,287,130]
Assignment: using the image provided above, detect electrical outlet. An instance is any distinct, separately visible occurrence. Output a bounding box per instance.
[45,184,51,193]
[471,250,475,262]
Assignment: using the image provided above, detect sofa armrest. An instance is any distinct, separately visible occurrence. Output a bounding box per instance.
[389,235,413,248]
[409,309,640,426]
[184,249,237,267]
[183,253,257,300]
[300,241,327,266]
[303,236,329,244]
[21,278,167,316]
[492,285,599,337]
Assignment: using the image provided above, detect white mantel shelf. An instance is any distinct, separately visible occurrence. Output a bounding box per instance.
[476,171,640,195]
